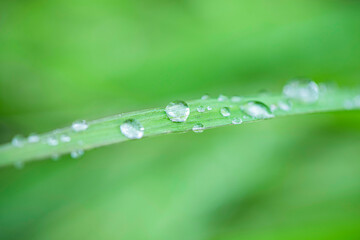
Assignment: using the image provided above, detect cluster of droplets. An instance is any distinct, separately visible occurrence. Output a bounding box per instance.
[283,79,319,103]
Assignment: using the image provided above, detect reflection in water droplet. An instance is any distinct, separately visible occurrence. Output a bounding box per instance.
[71,149,84,159]
[220,107,231,117]
[232,117,243,125]
[72,120,88,132]
[12,135,25,148]
[120,119,144,139]
[197,106,205,113]
[165,101,190,122]
[241,101,274,119]
[218,94,228,102]
[192,123,205,133]
[28,134,40,143]
[283,79,319,103]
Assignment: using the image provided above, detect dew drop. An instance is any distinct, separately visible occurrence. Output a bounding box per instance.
[220,107,231,117]
[232,117,243,125]
[72,120,88,132]
[283,79,319,103]
[218,94,228,102]
[165,101,190,122]
[120,119,144,139]
[28,133,40,143]
[192,123,205,133]
[241,101,274,119]
[270,104,277,112]
[14,161,24,169]
[71,149,84,159]
[197,106,205,113]
[201,94,210,100]
[278,100,292,111]
[12,135,25,148]
[60,134,71,143]
[207,106,212,111]
[46,136,59,146]
[231,96,242,102]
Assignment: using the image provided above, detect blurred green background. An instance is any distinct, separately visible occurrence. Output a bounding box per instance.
[1,0,360,239]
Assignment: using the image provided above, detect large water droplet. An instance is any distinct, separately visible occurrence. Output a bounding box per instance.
[197,106,205,113]
[241,101,274,119]
[192,123,205,133]
[218,94,228,102]
[165,101,190,122]
[71,149,84,159]
[72,120,88,132]
[120,119,144,139]
[12,135,25,148]
[60,134,71,143]
[232,117,243,125]
[220,107,231,117]
[28,133,40,143]
[283,79,319,103]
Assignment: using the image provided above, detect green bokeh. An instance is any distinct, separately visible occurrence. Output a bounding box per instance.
[1,0,360,239]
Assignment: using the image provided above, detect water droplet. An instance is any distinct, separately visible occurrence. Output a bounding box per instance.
[14,161,24,169]
[218,94,228,102]
[354,95,360,107]
[207,106,212,111]
[270,104,277,112]
[51,154,60,161]
[60,134,71,143]
[120,119,144,139]
[241,101,274,119]
[165,101,190,122]
[12,135,25,148]
[197,106,205,113]
[72,120,88,132]
[231,96,242,102]
[283,79,319,103]
[192,123,205,133]
[28,133,40,143]
[71,149,84,159]
[232,117,243,125]
[220,107,231,117]
[278,100,292,111]
[344,99,354,109]
[201,94,210,100]
[46,136,59,146]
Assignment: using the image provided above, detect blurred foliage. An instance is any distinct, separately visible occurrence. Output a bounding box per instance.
[0,0,360,239]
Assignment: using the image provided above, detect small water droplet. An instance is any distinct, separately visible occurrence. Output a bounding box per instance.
[220,107,231,117]
[192,123,205,133]
[46,136,59,146]
[218,94,228,102]
[278,100,292,111]
[14,161,24,169]
[197,106,205,113]
[12,135,25,148]
[232,117,243,125]
[71,149,84,159]
[165,101,190,122]
[201,94,210,100]
[207,106,212,111]
[28,133,40,143]
[241,101,274,119]
[51,154,60,161]
[72,120,88,132]
[270,104,277,112]
[120,119,144,139]
[283,79,319,103]
[231,96,242,102]
[60,134,71,143]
